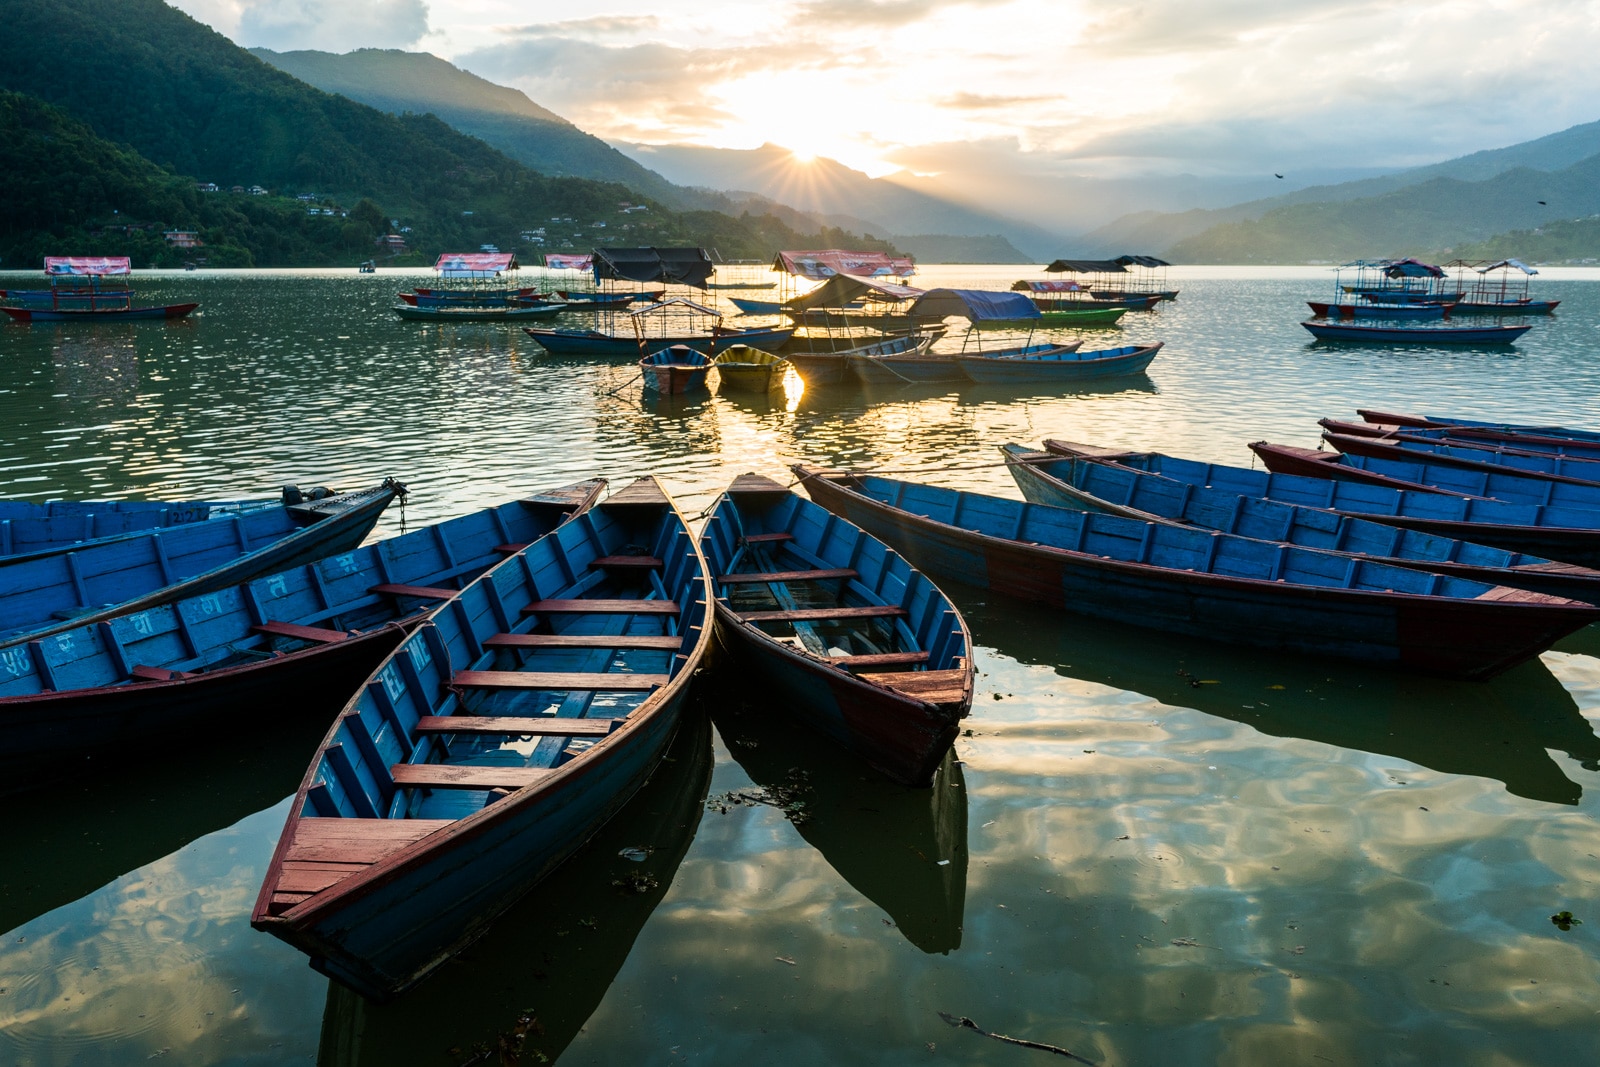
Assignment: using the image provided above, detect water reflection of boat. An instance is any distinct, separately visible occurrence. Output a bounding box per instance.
[0,711,331,936]
[315,705,713,1066]
[956,587,1600,806]
[707,663,968,953]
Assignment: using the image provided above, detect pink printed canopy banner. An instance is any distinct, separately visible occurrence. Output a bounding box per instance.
[774,250,916,281]
[1012,280,1083,293]
[544,254,594,271]
[45,257,132,276]
[434,253,518,277]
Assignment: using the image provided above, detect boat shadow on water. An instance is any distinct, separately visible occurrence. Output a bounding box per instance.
[315,703,715,1067]
[950,583,1600,806]
[703,659,968,955]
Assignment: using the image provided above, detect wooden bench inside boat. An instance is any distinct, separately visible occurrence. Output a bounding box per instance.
[390,764,555,790]
[593,555,664,571]
[827,651,930,669]
[252,620,351,644]
[522,599,679,616]
[266,817,453,913]
[740,532,793,544]
[130,664,196,682]
[719,567,857,584]
[485,632,681,650]
[451,670,669,691]
[857,668,968,706]
[369,583,458,600]
[737,605,907,623]
[415,715,618,736]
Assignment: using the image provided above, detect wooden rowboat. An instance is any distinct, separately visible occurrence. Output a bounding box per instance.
[1301,320,1532,344]
[1008,444,1600,603]
[1237,441,1600,565]
[785,333,933,387]
[971,306,1126,329]
[712,345,790,393]
[0,495,287,563]
[640,345,714,393]
[700,474,973,786]
[522,323,796,358]
[1321,418,1600,461]
[1357,410,1600,445]
[0,480,405,650]
[252,477,712,1000]
[792,466,1600,679]
[1,302,198,322]
[392,302,563,322]
[1324,430,1600,485]
[953,342,1156,384]
[0,481,604,797]
[1306,301,1449,319]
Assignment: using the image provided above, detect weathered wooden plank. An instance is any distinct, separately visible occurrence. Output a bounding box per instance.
[283,818,453,863]
[522,599,679,615]
[415,715,615,736]
[493,543,530,554]
[741,532,794,544]
[856,668,968,705]
[484,633,681,650]
[253,620,350,644]
[737,605,907,623]
[452,670,668,691]
[593,555,664,569]
[390,764,555,790]
[369,583,457,600]
[719,567,857,584]
[604,480,670,507]
[829,651,930,668]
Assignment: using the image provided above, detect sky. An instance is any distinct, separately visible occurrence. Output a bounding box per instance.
[172,0,1600,182]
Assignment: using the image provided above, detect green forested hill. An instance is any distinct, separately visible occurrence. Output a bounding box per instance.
[0,0,893,266]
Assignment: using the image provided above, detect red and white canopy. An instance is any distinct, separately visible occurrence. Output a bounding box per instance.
[434,253,518,277]
[1012,279,1083,293]
[774,250,916,282]
[45,256,132,276]
[544,253,594,271]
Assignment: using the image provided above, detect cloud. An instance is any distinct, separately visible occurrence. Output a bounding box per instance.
[787,0,1009,29]
[171,0,432,52]
[940,92,1054,110]
[496,15,660,39]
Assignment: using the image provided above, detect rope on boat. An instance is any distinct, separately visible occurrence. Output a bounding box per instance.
[596,371,643,398]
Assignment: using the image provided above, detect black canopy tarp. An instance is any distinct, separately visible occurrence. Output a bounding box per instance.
[1044,259,1128,274]
[592,247,714,288]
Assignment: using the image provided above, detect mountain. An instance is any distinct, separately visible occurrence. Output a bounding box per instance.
[616,142,1066,259]
[1080,118,1600,256]
[250,48,691,208]
[1447,216,1600,264]
[1166,155,1600,263]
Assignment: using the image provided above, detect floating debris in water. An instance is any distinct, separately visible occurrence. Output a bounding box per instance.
[1552,911,1583,931]
[612,871,659,894]
[618,846,653,862]
[707,768,813,824]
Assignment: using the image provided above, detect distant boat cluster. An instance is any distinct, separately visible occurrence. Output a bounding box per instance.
[1302,257,1558,344]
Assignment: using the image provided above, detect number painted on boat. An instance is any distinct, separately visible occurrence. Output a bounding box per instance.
[130,614,153,636]
[266,575,288,597]
[55,634,73,655]
[198,594,222,616]
[332,553,360,575]
[0,648,31,677]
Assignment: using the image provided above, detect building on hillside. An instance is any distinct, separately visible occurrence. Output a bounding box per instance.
[195,182,218,193]
[230,186,245,194]
[249,185,267,196]
[376,234,408,254]
[164,231,203,248]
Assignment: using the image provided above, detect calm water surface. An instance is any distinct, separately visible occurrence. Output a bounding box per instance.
[2,266,1600,1065]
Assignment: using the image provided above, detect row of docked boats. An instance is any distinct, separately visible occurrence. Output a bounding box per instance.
[1301,258,1554,344]
[6,405,1600,996]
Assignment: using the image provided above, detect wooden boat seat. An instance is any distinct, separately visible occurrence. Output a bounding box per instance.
[266,817,452,913]
[253,620,351,644]
[485,633,681,650]
[522,599,679,616]
[593,555,664,570]
[369,583,458,600]
[451,670,669,691]
[827,651,930,669]
[719,567,856,584]
[130,664,196,682]
[493,543,530,554]
[741,532,793,544]
[415,715,617,736]
[737,605,907,623]
[857,668,969,706]
[390,764,555,790]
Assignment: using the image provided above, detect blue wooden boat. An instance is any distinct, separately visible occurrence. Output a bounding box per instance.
[954,342,1157,384]
[1325,431,1600,485]
[639,344,714,393]
[522,323,796,357]
[1357,410,1600,445]
[555,289,662,306]
[792,465,1600,679]
[730,296,785,315]
[1301,320,1532,344]
[1449,299,1560,315]
[0,480,405,650]
[1321,418,1600,462]
[711,345,790,393]
[847,347,966,384]
[1306,301,1449,319]
[2,302,199,322]
[393,302,563,323]
[0,481,605,796]
[700,474,973,785]
[1006,444,1600,603]
[785,333,932,387]
[1239,441,1600,564]
[0,495,288,563]
[251,477,712,1000]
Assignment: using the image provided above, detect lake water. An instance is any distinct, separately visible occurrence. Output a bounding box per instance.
[2,265,1599,1065]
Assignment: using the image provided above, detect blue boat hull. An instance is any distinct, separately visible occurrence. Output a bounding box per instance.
[730,297,784,315]
[954,343,1159,384]
[523,325,795,357]
[1302,320,1532,344]
[1,302,199,322]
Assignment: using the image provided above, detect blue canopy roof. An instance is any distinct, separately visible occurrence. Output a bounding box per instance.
[908,288,1039,322]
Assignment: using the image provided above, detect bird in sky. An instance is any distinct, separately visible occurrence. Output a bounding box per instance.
[1537,200,1547,205]
[1274,173,1284,179]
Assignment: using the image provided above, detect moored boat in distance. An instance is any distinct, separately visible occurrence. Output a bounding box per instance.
[0,481,605,796]
[712,345,790,393]
[792,465,1600,679]
[252,476,712,1000]
[1301,320,1533,344]
[0,257,198,322]
[1306,301,1450,319]
[392,301,563,322]
[785,333,933,387]
[700,474,973,785]
[639,344,713,393]
[0,480,405,650]
[1006,444,1600,603]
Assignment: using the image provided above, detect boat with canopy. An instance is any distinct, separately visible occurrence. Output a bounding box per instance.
[0,258,198,322]
[1444,259,1561,315]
